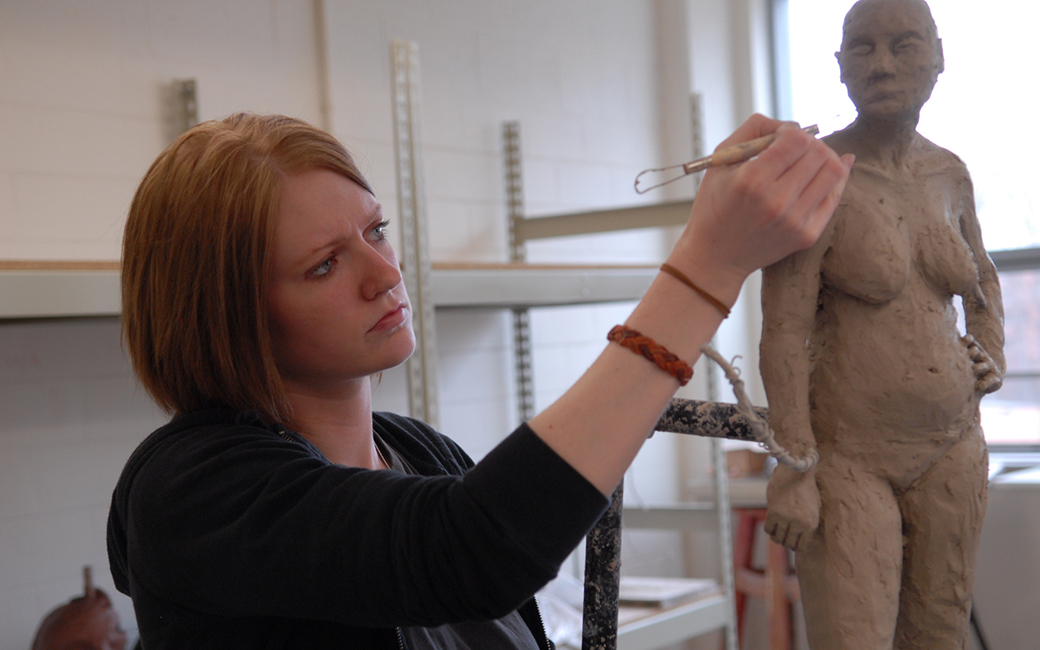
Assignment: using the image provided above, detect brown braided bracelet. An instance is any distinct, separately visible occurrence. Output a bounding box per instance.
[607,325,693,386]
[660,263,730,318]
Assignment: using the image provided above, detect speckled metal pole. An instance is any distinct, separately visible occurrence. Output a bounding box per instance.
[655,398,768,441]
[581,481,624,650]
[577,399,765,649]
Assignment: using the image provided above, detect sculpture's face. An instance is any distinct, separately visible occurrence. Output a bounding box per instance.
[836,0,944,121]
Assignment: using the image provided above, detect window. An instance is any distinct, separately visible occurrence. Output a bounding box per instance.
[779,0,1040,450]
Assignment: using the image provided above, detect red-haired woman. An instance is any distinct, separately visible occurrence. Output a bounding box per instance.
[108,112,851,648]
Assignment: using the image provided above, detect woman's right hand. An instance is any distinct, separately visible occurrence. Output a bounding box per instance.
[764,464,821,552]
[667,115,854,311]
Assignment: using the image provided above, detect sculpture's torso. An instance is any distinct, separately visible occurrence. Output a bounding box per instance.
[809,139,981,485]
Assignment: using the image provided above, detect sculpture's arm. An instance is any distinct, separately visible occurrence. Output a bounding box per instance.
[760,244,824,458]
[959,174,1006,393]
[760,239,827,551]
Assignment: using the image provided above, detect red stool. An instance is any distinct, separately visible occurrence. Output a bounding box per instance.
[732,508,800,650]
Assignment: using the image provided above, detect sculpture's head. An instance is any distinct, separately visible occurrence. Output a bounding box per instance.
[836,0,944,123]
[31,569,127,650]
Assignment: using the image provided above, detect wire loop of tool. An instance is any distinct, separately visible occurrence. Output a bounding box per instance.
[634,124,820,194]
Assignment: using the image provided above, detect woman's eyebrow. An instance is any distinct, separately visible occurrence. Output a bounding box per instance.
[288,202,385,269]
[296,235,347,269]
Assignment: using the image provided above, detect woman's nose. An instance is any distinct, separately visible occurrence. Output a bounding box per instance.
[361,246,403,300]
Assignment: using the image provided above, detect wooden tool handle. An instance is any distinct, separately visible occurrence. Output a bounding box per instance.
[711,133,778,166]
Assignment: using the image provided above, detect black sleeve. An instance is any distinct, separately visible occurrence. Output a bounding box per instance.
[120,419,608,628]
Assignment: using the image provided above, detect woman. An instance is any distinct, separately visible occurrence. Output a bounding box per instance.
[761,0,1004,648]
[108,112,851,648]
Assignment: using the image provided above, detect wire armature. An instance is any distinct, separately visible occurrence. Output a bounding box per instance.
[699,344,819,473]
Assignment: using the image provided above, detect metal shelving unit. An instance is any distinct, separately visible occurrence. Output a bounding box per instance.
[388,48,738,643]
[0,40,737,650]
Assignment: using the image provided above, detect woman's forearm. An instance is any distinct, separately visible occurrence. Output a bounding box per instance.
[528,116,853,496]
[528,262,739,495]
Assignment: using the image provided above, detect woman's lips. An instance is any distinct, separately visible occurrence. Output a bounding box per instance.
[370,304,408,333]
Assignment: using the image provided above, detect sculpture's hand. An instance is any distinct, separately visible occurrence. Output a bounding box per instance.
[765,464,820,552]
[962,334,1002,394]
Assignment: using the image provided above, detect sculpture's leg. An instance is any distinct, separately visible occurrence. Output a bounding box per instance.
[894,425,988,650]
[796,456,902,650]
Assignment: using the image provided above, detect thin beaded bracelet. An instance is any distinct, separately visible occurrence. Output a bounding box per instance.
[660,263,731,319]
[607,325,693,386]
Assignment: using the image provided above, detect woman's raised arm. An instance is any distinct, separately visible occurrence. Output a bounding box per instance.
[528,114,855,495]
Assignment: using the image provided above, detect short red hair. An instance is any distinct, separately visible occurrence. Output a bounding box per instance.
[122,113,373,424]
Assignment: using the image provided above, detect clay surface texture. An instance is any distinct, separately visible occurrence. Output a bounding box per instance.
[759,1,1005,648]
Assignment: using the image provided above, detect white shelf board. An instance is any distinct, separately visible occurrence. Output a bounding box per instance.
[687,477,768,509]
[515,199,692,242]
[0,268,121,319]
[12,245,1027,318]
[616,593,729,650]
[430,263,656,309]
[622,503,719,532]
[0,263,657,320]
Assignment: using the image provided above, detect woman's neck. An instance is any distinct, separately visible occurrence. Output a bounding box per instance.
[281,376,386,469]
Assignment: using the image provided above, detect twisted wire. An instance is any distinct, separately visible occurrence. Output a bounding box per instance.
[699,344,818,472]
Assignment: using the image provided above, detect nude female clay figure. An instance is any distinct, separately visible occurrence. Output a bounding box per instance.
[760,0,1005,647]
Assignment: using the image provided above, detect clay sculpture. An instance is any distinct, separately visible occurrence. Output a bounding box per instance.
[760,0,1005,647]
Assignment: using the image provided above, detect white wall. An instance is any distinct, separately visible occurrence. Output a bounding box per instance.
[0,318,165,647]
[0,0,325,261]
[0,1,770,647]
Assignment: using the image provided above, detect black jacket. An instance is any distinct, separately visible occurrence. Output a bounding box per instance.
[108,409,607,648]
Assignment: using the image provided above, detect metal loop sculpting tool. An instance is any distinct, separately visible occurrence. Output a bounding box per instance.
[634,124,820,194]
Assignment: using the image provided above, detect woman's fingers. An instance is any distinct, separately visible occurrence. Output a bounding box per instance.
[676,114,851,282]
[762,128,852,220]
[738,130,850,250]
[753,123,820,180]
[790,153,856,240]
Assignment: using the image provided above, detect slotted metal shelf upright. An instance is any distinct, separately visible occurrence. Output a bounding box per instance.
[391,39,738,650]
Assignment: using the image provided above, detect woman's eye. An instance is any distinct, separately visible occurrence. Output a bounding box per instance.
[370,220,390,242]
[311,258,335,277]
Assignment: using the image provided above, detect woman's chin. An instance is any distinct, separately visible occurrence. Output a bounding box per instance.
[382,332,417,371]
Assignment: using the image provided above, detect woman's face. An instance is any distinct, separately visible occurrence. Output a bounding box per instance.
[267,168,414,392]
[837,0,943,122]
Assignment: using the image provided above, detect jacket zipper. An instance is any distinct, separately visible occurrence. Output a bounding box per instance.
[532,598,554,650]
[395,626,406,650]
[275,426,296,444]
